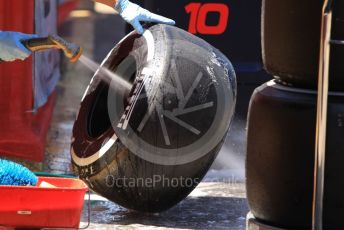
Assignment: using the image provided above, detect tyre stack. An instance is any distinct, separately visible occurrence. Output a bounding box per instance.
[246,0,344,229]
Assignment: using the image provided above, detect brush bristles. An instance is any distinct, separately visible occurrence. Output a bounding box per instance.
[0,159,38,186]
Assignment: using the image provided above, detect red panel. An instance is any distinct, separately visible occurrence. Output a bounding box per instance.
[0,0,56,162]
[0,92,56,162]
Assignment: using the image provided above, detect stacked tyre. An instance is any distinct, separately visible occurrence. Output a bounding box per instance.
[246,0,344,229]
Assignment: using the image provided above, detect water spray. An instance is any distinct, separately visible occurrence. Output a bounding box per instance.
[78,55,132,91]
[23,34,131,91]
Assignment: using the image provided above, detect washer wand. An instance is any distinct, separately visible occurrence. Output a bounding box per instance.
[22,34,83,63]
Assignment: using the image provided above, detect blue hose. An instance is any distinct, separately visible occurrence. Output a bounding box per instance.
[0,159,38,186]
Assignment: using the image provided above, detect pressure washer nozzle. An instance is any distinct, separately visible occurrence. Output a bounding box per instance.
[22,34,83,63]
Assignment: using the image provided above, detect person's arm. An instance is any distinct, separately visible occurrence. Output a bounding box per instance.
[93,0,175,34]
[0,31,37,62]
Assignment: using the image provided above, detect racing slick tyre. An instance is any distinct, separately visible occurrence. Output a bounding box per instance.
[71,24,237,212]
[262,0,344,90]
[246,80,344,229]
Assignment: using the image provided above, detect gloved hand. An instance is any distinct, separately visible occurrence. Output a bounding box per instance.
[115,0,175,34]
[0,31,37,62]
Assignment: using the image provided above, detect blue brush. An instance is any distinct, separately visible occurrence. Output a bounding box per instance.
[0,159,38,186]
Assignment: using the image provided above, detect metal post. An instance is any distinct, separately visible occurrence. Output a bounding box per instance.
[312,0,333,229]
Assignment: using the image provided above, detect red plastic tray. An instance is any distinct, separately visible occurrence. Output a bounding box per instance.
[0,177,88,229]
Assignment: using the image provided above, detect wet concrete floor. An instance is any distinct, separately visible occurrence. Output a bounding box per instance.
[80,181,248,230]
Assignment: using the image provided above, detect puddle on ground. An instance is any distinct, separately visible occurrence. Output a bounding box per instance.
[81,182,248,230]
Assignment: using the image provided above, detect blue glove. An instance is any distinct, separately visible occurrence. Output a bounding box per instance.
[0,31,37,62]
[115,0,175,34]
